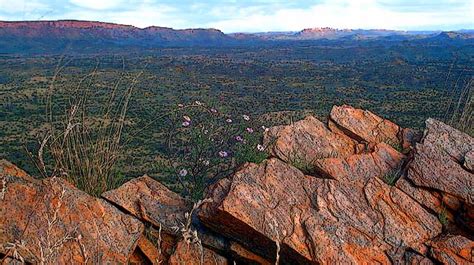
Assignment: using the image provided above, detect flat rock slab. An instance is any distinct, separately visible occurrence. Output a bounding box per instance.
[199,156,441,264]
[408,119,474,205]
[329,105,402,146]
[0,160,144,264]
[102,175,191,233]
[264,115,357,163]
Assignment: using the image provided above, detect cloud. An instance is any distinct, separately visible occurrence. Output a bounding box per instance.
[69,0,124,10]
[205,0,474,32]
[0,0,472,32]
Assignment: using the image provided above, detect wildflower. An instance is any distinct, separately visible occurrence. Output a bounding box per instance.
[219,151,229,158]
[235,135,243,142]
[210,108,218,113]
[257,144,265,152]
[195,101,203,106]
[179,168,188,177]
[246,127,254,133]
[226,118,233,123]
[178,103,184,108]
[182,121,190,127]
[203,160,210,166]
[204,129,209,135]
[243,115,250,121]
[262,125,269,132]
[183,115,191,122]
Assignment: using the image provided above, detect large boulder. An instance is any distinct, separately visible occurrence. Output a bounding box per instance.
[407,119,473,205]
[102,175,191,233]
[0,160,144,264]
[329,105,420,150]
[199,156,441,264]
[263,115,357,163]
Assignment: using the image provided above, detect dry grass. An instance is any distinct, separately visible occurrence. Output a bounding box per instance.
[444,77,473,136]
[28,58,146,196]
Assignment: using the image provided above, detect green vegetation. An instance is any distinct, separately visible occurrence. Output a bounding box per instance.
[382,167,401,186]
[0,41,472,197]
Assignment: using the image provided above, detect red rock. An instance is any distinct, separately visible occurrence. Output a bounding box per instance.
[329,105,403,147]
[135,236,165,265]
[0,160,144,264]
[102,175,191,234]
[199,156,441,264]
[396,177,443,213]
[263,115,357,164]
[168,240,227,265]
[404,251,434,264]
[408,119,473,205]
[429,235,473,264]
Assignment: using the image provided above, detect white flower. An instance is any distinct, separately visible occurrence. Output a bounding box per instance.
[219,151,229,158]
[226,118,233,123]
[262,126,269,132]
[243,115,250,121]
[177,103,184,108]
[182,121,190,127]
[257,144,265,152]
[210,108,218,113]
[195,101,203,106]
[183,115,191,122]
[203,160,210,166]
[246,127,254,133]
[179,169,188,177]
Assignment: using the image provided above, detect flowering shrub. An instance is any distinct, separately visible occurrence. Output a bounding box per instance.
[157,101,269,201]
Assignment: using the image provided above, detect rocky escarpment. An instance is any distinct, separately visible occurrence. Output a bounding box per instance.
[1,105,472,264]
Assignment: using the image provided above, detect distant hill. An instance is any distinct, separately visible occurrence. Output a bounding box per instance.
[0,20,472,54]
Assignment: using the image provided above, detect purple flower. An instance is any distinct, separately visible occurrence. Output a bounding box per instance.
[235,135,244,142]
[179,168,188,177]
[182,121,190,127]
[246,127,254,133]
[243,115,250,121]
[219,151,229,158]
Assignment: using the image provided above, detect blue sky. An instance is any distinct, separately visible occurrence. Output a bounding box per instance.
[0,0,473,32]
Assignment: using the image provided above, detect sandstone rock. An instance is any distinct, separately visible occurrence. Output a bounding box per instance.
[0,160,144,264]
[404,251,434,265]
[315,142,405,181]
[168,240,227,265]
[102,175,191,233]
[465,150,474,172]
[199,157,441,264]
[408,119,474,205]
[396,177,443,214]
[135,236,165,265]
[263,115,356,164]
[329,105,402,146]
[429,235,473,264]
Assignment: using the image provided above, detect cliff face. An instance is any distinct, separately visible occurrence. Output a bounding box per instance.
[1,105,472,264]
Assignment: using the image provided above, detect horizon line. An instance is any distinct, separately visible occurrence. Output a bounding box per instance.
[1,19,472,34]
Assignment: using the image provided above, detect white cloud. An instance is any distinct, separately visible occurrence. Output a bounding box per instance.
[206,0,474,32]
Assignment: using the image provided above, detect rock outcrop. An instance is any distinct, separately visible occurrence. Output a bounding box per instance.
[1,105,472,264]
[0,160,144,264]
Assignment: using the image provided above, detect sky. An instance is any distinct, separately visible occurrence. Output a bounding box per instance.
[0,0,473,33]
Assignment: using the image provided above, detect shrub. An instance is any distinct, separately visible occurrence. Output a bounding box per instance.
[157,101,269,201]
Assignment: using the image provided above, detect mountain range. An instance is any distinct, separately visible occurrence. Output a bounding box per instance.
[1,20,473,54]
